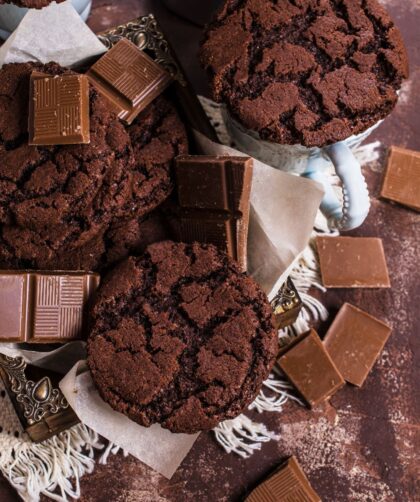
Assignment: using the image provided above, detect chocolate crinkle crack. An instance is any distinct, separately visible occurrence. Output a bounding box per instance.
[0,62,188,271]
[200,0,409,147]
[88,241,278,434]
[0,0,64,7]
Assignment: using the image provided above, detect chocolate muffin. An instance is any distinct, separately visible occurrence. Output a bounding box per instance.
[0,63,188,271]
[200,0,409,147]
[88,241,278,433]
[0,0,64,7]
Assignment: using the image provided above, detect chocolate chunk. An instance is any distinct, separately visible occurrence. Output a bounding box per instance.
[87,39,173,125]
[317,236,391,288]
[0,271,100,343]
[172,155,253,270]
[246,456,321,502]
[380,146,420,211]
[271,278,302,331]
[29,72,90,145]
[278,330,345,408]
[324,303,392,387]
[0,355,79,443]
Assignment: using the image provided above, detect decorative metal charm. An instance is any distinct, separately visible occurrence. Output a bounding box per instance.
[0,354,69,426]
[98,14,187,86]
[271,279,301,316]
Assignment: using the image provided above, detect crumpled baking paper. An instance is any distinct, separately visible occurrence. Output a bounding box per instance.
[193,131,324,299]
[0,1,106,68]
[0,1,324,480]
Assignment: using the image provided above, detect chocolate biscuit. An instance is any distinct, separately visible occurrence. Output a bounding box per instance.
[87,241,278,433]
[200,0,409,147]
[0,63,188,271]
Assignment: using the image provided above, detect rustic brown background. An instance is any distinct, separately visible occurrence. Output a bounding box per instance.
[1,0,419,501]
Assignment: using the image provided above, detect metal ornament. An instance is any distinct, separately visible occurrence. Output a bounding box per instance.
[98,14,187,86]
[271,279,301,316]
[0,354,69,426]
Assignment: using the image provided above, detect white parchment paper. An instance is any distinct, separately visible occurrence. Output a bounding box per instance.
[0,1,106,68]
[193,131,324,299]
[0,1,324,480]
[60,362,199,479]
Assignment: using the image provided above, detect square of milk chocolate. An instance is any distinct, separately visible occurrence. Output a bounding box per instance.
[381,146,420,211]
[317,236,391,288]
[278,329,345,408]
[246,456,321,502]
[324,303,392,387]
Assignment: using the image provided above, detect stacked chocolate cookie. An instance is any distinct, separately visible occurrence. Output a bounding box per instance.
[0,61,188,271]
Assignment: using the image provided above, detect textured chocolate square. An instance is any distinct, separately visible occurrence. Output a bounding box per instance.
[317,236,391,288]
[381,146,420,211]
[324,303,392,387]
[278,330,345,408]
[0,272,100,344]
[246,456,321,502]
[87,38,172,124]
[0,275,28,342]
[29,72,90,145]
[173,155,253,271]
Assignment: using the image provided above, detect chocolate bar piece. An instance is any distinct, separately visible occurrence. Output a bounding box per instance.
[173,155,253,270]
[246,456,321,502]
[87,38,172,125]
[29,72,90,145]
[98,16,220,145]
[324,303,392,387]
[0,354,79,443]
[0,271,100,343]
[316,236,391,288]
[380,146,420,211]
[278,329,345,408]
[271,278,302,331]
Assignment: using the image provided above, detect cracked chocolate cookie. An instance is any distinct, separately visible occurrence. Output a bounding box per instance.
[200,0,409,147]
[0,63,187,271]
[0,62,134,268]
[87,241,278,433]
[0,0,64,7]
[120,95,189,222]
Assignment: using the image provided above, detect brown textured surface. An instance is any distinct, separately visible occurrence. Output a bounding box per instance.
[0,0,418,500]
[200,0,409,147]
[87,241,277,433]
